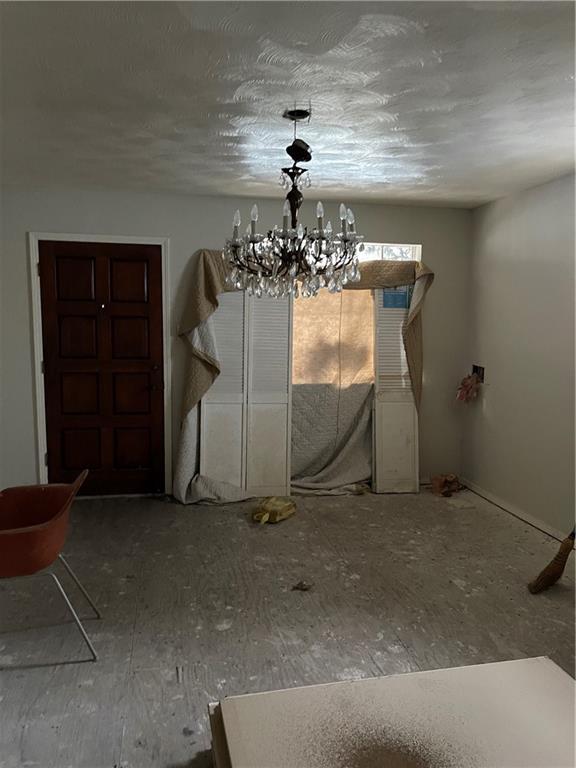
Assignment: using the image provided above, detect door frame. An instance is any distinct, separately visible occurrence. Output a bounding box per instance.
[28,232,172,494]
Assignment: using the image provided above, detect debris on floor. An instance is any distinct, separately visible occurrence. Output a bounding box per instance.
[252,496,296,525]
[444,495,476,510]
[291,580,313,592]
[431,474,464,497]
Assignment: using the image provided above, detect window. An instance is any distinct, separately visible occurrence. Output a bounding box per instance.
[359,243,422,262]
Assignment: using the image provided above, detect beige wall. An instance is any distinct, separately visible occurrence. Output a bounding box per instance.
[2,178,570,531]
[463,174,575,535]
[0,184,472,489]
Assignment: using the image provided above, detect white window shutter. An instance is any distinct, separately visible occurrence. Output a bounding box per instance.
[205,291,246,402]
[373,288,419,493]
[246,295,292,496]
[200,291,246,488]
[200,291,292,496]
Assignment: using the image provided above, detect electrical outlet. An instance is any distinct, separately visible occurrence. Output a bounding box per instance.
[472,364,485,383]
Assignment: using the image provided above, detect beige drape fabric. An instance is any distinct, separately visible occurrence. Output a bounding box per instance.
[177,250,434,417]
[177,249,230,416]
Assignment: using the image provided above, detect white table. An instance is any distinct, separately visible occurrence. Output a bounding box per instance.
[210,657,575,768]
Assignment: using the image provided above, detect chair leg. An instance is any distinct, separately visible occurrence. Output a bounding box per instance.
[58,554,101,619]
[49,573,98,662]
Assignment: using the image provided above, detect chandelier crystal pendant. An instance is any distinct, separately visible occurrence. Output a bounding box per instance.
[223,108,363,299]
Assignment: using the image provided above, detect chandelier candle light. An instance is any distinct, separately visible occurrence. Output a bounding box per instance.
[224,108,363,299]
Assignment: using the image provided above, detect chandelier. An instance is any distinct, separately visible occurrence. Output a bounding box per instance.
[224,108,363,299]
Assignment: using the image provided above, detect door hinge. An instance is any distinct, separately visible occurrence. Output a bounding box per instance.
[36,262,40,276]
[41,360,45,374]
[44,452,48,467]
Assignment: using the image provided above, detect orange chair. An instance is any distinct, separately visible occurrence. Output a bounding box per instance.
[0,470,100,665]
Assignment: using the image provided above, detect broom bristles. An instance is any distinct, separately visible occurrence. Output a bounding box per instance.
[528,531,575,594]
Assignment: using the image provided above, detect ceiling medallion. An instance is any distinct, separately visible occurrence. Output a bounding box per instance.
[224,108,363,299]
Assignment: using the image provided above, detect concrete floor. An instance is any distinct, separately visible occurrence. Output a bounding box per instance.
[0,490,574,768]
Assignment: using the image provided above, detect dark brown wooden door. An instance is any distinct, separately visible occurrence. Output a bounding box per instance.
[39,241,165,495]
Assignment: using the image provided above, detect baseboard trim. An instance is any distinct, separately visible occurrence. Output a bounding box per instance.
[461,478,569,542]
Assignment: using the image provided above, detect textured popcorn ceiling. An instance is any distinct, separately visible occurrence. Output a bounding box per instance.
[0,2,573,206]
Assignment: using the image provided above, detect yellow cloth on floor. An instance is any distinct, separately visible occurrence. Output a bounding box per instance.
[252,496,297,525]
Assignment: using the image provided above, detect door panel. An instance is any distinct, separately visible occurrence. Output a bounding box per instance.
[372,288,419,493]
[246,295,291,496]
[200,404,244,488]
[39,241,164,495]
[61,428,101,470]
[246,404,289,496]
[114,428,151,469]
[56,257,95,300]
[112,373,151,414]
[61,372,100,414]
[373,398,419,493]
[110,259,148,302]
[198,291,292,496]
[59,316,98,358]
[111,316,150,359]
[200,292,246,489]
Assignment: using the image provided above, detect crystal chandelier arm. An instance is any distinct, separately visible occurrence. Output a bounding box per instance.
[231,242,261,276]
